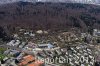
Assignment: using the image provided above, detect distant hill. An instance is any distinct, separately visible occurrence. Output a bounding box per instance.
[0,2,100,32]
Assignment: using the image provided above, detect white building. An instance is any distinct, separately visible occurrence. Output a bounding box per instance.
[93,29,100,36]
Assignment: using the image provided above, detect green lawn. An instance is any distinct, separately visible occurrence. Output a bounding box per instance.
[0,54,6,60]
[0,47,6,53]
[0,47,7,60]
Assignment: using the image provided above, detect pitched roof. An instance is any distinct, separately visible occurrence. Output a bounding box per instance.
[27,63,35,66]
[19,55,35,66]
[23,55,35,61]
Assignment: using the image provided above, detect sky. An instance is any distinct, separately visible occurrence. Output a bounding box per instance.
[0,0,100,4]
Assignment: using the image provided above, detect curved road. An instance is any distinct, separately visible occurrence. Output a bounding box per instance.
[0,45,35,55]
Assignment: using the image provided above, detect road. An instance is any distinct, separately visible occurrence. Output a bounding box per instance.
[0,45,35,55]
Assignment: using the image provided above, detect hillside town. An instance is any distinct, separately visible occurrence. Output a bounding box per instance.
[0,28,100,66]
[0,0,100,66]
